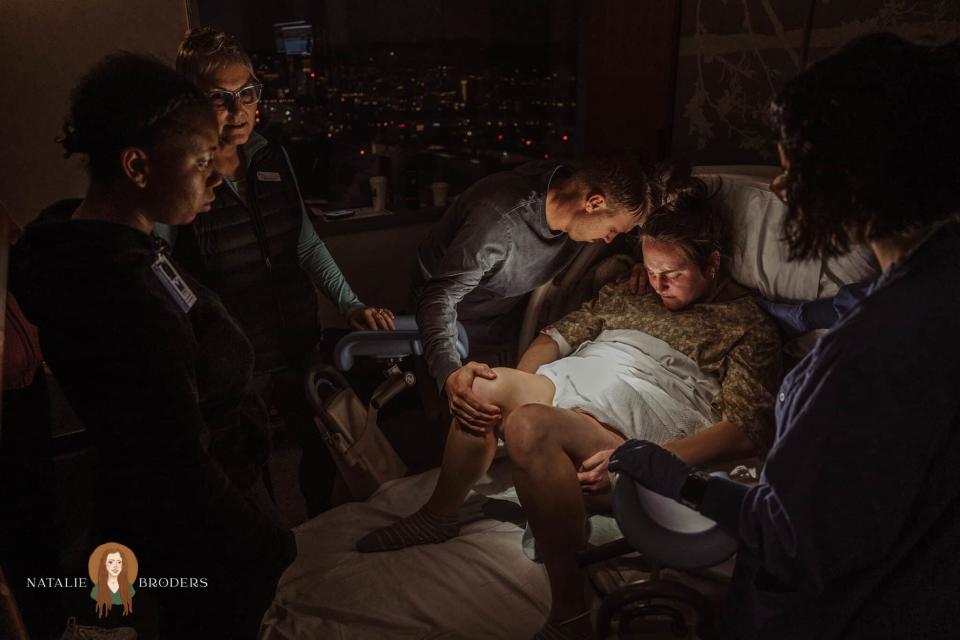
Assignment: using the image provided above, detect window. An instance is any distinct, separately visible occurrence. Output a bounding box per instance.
[196,0,581,212]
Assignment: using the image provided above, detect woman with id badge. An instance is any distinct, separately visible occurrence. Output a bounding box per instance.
[10,53,295,639]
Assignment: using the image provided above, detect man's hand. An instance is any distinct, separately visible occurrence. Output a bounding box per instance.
[578,449,615,495]
[444,362,501,434]
[617,263,649,295]
[349,306,396,331]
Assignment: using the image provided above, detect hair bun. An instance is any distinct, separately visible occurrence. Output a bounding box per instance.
[650,161,705,209]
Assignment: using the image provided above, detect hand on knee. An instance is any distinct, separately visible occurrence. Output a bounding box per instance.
[470,367,511,405]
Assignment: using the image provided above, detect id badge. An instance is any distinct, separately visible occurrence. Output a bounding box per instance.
[151,254,197,313]
[256,171,282,182]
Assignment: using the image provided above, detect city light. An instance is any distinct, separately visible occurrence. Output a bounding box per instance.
[246,29,578,207]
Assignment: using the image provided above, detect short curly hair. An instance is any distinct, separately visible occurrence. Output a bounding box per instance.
[176,27,256,83]
[771,32,960,260]
[58,52,214,182]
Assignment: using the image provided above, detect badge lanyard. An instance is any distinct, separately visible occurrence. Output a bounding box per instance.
[151,253,197,313]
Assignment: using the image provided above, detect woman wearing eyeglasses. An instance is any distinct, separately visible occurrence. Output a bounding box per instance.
[610,33,960,640]
[170,28,395,515]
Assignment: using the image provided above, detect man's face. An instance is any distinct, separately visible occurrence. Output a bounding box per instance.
[642,237,714,310]
[567,196,643,243]
[199,62,258,146]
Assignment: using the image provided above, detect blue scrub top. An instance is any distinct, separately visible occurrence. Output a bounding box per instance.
[729,222,960,639]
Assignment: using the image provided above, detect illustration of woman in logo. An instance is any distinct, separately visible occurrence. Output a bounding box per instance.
[88,542,137,618]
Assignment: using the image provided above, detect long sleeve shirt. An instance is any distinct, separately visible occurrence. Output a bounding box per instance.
[413,163,580,388]
[705,222,960,639]
[11,219,296,584]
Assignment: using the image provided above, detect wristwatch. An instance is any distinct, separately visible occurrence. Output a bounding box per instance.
[679,470,712,510]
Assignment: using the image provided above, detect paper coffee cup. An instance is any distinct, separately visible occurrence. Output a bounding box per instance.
[431,181,449,208]
[370,176,388,212]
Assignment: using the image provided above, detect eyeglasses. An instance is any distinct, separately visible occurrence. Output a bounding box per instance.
[206,83,263,111]
[769,171,790,204]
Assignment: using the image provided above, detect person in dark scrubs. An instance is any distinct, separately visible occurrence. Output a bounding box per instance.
[11,53,295,639]
[610,32,960,639]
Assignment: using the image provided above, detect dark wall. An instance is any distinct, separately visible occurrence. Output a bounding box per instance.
[578,0,681,162]
[670,0,960,165]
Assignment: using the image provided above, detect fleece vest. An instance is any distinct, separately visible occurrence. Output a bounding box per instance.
[174,143,318,372]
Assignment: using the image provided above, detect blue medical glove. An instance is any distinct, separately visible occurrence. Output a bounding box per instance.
[609,439,694,502]
[752,297,809,337]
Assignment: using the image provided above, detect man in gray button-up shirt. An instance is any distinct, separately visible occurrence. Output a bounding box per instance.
[414,157,654,430]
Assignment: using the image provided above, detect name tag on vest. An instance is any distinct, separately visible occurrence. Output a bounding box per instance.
[151,254,197,313]
[256,171,282,182]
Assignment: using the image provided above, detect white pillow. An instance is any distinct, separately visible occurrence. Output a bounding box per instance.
[694,169,879,301]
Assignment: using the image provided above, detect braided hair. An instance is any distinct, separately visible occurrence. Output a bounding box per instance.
[59,52,214,182]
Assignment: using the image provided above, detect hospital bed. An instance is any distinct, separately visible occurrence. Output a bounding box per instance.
[259,167,879,640]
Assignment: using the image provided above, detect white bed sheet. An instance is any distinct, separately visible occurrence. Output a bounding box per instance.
[261,457,559,639]
[260,454,747,640]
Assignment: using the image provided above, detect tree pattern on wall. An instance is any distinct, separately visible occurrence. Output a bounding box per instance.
[672,0,960,166]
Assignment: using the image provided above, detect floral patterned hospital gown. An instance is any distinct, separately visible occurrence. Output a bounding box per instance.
[545,280,782,455]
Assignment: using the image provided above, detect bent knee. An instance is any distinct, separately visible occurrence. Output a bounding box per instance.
[502,403,556,463]
[470,367,514,404]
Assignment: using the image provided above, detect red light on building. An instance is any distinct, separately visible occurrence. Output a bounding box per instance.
[359,149,366,156]
[543,153,550,159]
[525,139,533,146]
[398,122,407,129]
[561,134,569,142]
[326,132,333,139]
[497,133,504,141]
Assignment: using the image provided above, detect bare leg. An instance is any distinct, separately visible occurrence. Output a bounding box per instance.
[472,367,556,417]
[358,368,557,552]
[502,403,624,627]
[426,368,556,516]
[423,420,499,517]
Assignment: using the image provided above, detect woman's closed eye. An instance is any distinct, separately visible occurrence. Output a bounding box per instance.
[648,270,681,280]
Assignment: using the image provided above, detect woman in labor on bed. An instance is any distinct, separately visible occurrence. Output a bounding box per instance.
[611,33,960,640]
[358,181,782,640]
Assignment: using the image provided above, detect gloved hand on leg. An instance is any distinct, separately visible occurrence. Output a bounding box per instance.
[608,439,694,502]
